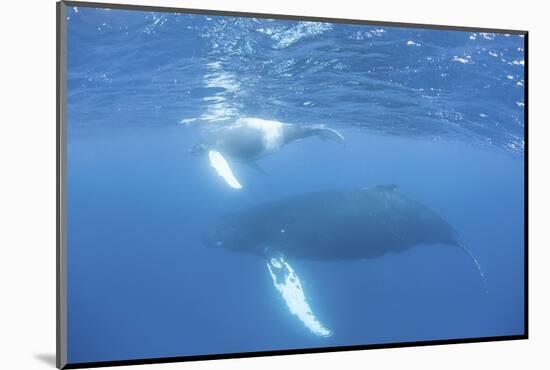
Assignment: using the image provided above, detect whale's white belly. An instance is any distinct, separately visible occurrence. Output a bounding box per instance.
[237,117,285,154]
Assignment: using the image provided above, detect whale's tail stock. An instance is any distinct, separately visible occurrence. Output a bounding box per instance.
[309,124,345,144]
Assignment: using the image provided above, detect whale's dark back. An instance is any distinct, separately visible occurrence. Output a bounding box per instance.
[203,186,459,261]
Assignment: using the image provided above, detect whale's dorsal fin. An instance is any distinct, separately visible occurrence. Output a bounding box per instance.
[374,184,398,191]
[266,255,332,338]
[208,150,242,189]
[362,184,398,192]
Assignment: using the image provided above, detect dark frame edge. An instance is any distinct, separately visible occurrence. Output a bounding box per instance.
[523,32,529,339]
[57,1,68,369]
[61,0,527,35]
[62,334,528,369]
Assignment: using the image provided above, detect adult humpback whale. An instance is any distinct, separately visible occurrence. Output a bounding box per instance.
[203,185,486,337]
[190,117,344,189]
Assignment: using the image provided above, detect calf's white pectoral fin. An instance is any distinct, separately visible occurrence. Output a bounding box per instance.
[208,150,242,189]
[267,256,332,338]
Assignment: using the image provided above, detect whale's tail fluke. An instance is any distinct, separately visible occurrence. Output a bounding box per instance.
[456,242,488,293]
[309,125,345,144]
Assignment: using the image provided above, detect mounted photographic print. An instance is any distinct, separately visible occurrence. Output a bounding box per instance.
[57,1,528,368]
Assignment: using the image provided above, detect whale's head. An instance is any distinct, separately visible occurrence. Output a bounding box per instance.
[189,143,208,156]
[202,214,241,250]
[202,213,264,255]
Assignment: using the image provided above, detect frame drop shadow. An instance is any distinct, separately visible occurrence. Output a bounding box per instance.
[34,353,56,367]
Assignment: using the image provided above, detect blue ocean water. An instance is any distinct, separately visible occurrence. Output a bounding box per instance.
[65,6,525,364]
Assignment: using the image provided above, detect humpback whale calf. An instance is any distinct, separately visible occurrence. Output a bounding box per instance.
[203,185,486,337]
[190,117,344,189]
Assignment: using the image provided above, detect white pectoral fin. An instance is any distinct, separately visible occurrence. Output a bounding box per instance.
[208,150,242,189]
[267,256,332,338]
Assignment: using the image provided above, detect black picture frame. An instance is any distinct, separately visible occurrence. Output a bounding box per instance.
[56,1,528,368]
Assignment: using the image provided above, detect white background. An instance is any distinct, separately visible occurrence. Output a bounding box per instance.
[0,0,547,369]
